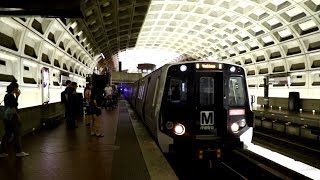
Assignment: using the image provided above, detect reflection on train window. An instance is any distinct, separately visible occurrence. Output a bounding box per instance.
[167,78,187,102]
[199,77,214,105]
[138,85,145,99]
[152,77,160,107]
[228,77,245,106]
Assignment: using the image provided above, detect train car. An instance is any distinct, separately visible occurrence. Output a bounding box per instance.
[125,61,253,160]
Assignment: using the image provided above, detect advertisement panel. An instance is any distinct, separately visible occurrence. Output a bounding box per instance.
[41,67,50,103]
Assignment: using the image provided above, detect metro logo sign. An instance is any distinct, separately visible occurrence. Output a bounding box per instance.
[200,111,214,125]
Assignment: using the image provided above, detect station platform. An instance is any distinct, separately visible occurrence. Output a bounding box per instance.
[0,100,177,180]
[253,106,320,121]
[253,106,320,129]
[252,105,320,149]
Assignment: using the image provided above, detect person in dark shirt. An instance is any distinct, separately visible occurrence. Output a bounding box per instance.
[69,82,79,128]
[61,80,71,105]
[61,80,76,129]
[0,81,29,157]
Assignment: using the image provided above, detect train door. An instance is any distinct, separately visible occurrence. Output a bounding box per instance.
[194,72,224,136]
[142,76,151,122]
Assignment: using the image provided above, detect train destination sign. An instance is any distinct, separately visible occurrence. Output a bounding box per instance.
[196,63,223,70]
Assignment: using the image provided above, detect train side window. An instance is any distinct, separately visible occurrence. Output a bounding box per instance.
[199,77,214,105]
[228,77,246,106]
[167,78,187,102]
[152,77,159,107]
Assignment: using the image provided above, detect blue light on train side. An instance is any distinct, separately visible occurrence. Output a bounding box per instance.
[182,83,186,92]
[180,65,187,72]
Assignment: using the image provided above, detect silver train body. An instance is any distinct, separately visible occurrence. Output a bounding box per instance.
[124,61,253,159]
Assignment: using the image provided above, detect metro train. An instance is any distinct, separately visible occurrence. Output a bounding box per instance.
[124,61,253,160]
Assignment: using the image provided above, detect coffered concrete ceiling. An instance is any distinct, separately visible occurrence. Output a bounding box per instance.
[78,0,152,71]
[71,0,320,75]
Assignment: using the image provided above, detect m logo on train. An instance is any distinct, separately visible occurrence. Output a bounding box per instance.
[200,111,214,130]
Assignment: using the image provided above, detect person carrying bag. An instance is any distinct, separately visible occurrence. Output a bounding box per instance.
[0,81,29,158]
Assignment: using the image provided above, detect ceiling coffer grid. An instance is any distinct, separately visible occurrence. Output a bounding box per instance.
[136,0,320,66]
[78,0,151,70]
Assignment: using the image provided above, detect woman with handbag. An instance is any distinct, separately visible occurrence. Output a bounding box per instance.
[89,97,104,137]
[0,81,29,157]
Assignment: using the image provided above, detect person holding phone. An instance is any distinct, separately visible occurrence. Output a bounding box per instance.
[0,81,29,157]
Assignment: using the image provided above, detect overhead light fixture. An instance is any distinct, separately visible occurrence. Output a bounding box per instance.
[70,21,77,29]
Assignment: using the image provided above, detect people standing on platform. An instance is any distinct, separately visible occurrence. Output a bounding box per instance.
[84,83,92,126]
[61,80,71,104]
[68,82,79,129]
[104,84,113,98]
[73,82,83,120]
[0,81,29,157]
[89,95,104,137]
[104,84,113,109]
[61,80,72,129]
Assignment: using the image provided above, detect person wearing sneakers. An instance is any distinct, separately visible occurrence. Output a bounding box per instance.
[0,81,29,157]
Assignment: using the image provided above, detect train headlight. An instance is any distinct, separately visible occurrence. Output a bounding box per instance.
[239,119,246,127]
[230,66,236,72]
[180,65,187,72]
[174,123,185,135]
[231,123,239,132]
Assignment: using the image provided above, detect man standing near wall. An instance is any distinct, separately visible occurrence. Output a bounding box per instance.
[61,80,74,129]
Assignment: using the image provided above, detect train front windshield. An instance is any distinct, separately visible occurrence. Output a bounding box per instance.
[228,77,246,106]
[162,63,248,136]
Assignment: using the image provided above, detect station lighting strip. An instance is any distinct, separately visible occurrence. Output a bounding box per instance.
[136,0,320,72]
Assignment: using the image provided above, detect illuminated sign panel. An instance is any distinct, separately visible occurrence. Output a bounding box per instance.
[196,63,223,70]
[202,64,216,69]
[0,0,82,17]
[41,67,50,103]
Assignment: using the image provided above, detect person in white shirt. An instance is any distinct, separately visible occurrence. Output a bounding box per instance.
[104,84,113,97]
[104,84,113,109]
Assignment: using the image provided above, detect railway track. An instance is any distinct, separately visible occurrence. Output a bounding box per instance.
[165,146,309,179]
[253,128,320,169]
[221,149,309,179]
